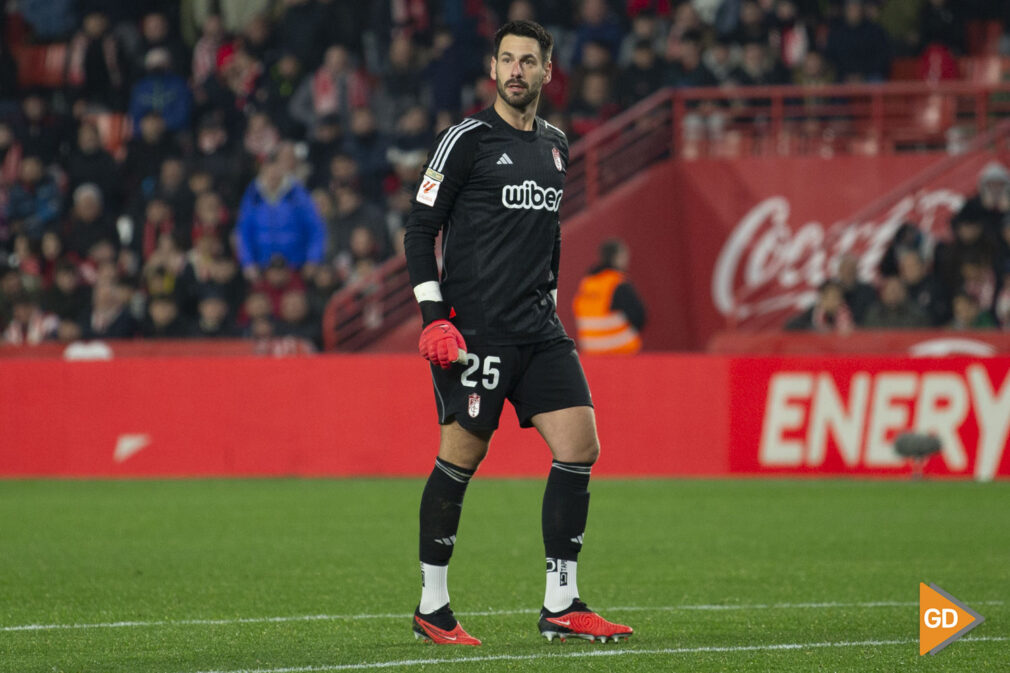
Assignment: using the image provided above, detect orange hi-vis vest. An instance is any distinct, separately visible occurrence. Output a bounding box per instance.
[572,269,642,354]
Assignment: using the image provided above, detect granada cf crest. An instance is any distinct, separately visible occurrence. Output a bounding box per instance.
[552,146,563,172]
[467,393,481,418]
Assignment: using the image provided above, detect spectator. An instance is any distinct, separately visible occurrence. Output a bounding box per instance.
[19,0,77,40]
[835,253,876,324]
[239,14,277,66]
[878,221,928,278]
[771,0,811,70]
[619,39,665,108]
[136,198,179,261]
[128,48,193,133]
[276,0,323,71]
[190,119,248,207]
[897,248,949,326]
[142,294,192,338]
[41,261,90,322]
[6,155,62,242]
[571,0,624,67]
[306,262,341,319]
[2,294,60,345]
[342,107,391,202]
[141,231,186,299]
[149,157,195,232]
[704,37,739,86]
[785,280,854,333]
[192,289,238,337]
[618,10,665,67]
[236,154,327,281]
[825,0,891,82]
[328,183,391,267]
[949,290,995,330]
[12,94,65,165]
[933,202,989,298]
[122,112,182,198]
[136,11,190,80]
[259,52,304,137]
[66,11,128,110]
[37,231,65,288]
[306,115,344,188]
[195,44,263,135]
[374,34,428,132]
[275,288,319,346]
[243,112,281,164]
[569,71,620,139]
[191,14,227,87]
[253,255,306,315]
[728,0,771,45]
[918,0,964,55]
[424,27,469,120]
[862,276,929,329]
[729,38,790,86]
[961,162,1010,241]
[65,121,121,212]
[289,45,370,134]
[959,252,995,315]
[64,184,118,260]
[666,32,718,88]
[83,280,138,339]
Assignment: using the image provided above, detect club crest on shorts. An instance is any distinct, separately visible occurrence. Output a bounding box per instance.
[552,146,563,172]
[467,393,481,418]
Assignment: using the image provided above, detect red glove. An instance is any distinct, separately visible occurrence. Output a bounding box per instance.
[419,320,467,369]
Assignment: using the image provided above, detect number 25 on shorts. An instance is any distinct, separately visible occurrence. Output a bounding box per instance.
[460,354,501,390]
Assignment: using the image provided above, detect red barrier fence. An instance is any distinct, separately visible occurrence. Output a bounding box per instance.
[2,353,1006,480]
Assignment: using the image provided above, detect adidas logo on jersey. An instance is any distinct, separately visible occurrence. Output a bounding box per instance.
[497,153,514,165]
[501,180,563,212]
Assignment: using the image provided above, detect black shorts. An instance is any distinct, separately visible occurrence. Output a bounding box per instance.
[429,336,593,431]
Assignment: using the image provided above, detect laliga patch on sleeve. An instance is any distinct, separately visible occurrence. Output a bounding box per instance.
[416,170,443,207]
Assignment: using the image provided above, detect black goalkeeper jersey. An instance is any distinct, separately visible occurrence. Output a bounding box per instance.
[404,106,569,346]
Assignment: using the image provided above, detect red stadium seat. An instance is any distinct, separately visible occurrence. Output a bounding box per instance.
[12,43,67,89]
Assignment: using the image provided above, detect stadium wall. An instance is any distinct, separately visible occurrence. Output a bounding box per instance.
[2,352,1007,480]
[555,153,947,351]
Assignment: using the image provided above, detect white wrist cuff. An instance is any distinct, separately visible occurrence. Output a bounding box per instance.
[413,281,443,303]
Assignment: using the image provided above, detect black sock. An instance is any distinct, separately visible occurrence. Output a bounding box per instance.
[542,460,592,561]
[419,457,475,566]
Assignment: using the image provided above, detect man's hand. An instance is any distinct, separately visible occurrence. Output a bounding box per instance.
[419,320,467,369]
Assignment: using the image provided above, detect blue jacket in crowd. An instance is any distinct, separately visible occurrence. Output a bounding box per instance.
[236,177,327,270]
[128,72,193,133]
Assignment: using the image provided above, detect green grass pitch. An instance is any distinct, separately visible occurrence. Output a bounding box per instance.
[1,478,1007,672]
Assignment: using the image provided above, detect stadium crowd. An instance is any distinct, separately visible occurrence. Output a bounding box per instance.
[1,0,1010,347]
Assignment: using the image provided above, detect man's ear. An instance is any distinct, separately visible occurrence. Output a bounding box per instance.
[543,59,552,85]
[490,56,498,81]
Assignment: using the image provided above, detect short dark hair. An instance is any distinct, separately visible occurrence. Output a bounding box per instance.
[494,20,553,62]
[599,238,626,267]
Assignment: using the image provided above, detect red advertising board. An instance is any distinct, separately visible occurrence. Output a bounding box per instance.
[729,357,1010,480]
[1,351,1006,480]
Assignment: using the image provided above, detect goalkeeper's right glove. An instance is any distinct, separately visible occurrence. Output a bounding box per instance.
[419,319,467,369]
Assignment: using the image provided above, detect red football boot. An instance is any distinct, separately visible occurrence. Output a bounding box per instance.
[413,604,482,645]
[538,599,633,643]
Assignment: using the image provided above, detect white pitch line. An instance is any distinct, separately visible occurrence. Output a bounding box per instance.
[2,600,1003,633]
[186,636,1010,673]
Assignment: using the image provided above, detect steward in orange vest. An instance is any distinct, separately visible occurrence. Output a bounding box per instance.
[572,239,646,354]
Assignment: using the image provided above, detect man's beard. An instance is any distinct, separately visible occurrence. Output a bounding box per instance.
[497,78,540,110]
